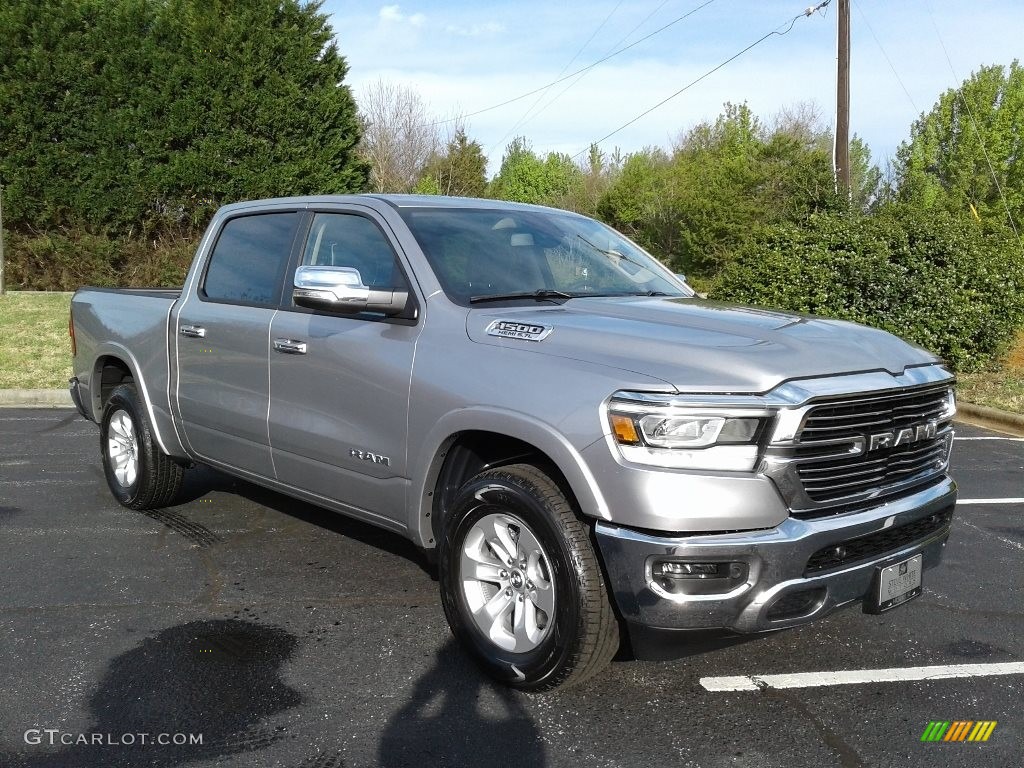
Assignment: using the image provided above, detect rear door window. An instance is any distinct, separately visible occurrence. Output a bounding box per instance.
[203,212,301,305]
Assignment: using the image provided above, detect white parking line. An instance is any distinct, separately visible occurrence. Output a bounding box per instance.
[958,498,1024,505]
[700,662,1024,691]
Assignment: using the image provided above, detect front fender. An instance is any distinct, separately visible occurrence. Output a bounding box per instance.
[408,406,611,549]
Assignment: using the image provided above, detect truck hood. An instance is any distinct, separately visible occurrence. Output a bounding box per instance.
[466,297,940,393]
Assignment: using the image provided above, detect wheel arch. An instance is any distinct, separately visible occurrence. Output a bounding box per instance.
[93,355,134,413]
[88,343,184,458]
[411,409,611,550]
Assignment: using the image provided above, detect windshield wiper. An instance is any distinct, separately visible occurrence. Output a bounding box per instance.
[584,289,679,298]
[469,289,574,304]
[576,234,649,270]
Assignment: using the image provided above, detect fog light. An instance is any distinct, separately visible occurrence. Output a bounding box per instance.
[656,561,721,578]
[650,559,749,596]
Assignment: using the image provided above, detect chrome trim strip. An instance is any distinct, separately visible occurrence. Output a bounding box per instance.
[612,364,953,410]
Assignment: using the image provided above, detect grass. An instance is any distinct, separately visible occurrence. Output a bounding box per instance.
[957,369,1024,414]
[0,291,73,389]
[956,331,1024,415]
[0,292,1022,415]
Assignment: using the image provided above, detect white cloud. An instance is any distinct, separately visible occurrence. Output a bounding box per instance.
[378,5,425,27]
[445,21,504,37]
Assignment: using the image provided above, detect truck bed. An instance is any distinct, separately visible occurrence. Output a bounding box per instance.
[76,286,182,300]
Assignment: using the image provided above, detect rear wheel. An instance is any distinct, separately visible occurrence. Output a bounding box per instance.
[439,463,619,691]
[100,383,184,509]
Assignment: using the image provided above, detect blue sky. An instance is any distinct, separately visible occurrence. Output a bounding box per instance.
[321,1,1024,173]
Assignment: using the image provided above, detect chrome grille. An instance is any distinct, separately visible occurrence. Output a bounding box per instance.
[792,384,953,508]
[796,385,953,443]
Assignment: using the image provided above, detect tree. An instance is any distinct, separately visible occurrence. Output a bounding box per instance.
[488,137,584,206]
[893,61,1024,229]
[849,136,883,212]
[358,80,439,193]
[596,148,680,262]
[488,138,546,203]
[598,102,849,275]
[767,102,881,211]
[0,0,368,237]
[568,143,622,217]
[414,128,487,197]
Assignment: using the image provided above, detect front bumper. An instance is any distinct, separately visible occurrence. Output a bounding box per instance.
[596,476,955,653]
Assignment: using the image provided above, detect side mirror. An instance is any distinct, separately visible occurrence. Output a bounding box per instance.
[292,265,409,317]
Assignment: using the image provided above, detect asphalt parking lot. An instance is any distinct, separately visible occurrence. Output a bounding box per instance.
[1,408,1022,768]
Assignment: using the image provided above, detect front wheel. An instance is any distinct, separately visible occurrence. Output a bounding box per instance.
[100,383,184,509]
[439,464,619,691]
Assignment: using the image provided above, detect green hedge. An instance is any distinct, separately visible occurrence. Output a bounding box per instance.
[4,231,198,290]
[713,207,1024,371]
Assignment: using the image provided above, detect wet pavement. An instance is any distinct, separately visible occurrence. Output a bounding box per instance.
[1,409,1021,767]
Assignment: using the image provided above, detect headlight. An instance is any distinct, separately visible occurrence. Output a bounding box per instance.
[940,387,957,420]
[638,414,761,448]
[607,393,774,471]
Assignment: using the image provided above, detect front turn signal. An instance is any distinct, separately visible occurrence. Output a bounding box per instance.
[610,414,641,445]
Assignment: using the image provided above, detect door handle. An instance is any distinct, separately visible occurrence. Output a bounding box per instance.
[179,324,206,338]
[273,338,307,355]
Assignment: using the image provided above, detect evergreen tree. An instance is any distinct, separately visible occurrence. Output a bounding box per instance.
[0,0,368,237]
[415,129,488,198]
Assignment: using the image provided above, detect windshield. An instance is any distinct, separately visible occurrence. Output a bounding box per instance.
[398,207,691,305]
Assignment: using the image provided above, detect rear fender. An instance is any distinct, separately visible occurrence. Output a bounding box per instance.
[89,342,187,459]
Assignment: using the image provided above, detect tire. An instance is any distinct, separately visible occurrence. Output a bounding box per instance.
[439,463,619,691]
[100,383,184,510]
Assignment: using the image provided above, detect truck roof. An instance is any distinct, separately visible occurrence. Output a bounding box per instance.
[216,194,580,216]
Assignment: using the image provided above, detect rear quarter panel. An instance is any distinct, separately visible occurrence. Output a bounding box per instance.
[71,288,187,457]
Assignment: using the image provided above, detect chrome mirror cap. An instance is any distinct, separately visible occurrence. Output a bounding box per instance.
[292,265,409,317]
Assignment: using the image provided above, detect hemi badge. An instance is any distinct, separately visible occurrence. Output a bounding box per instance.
[486,320,553,342]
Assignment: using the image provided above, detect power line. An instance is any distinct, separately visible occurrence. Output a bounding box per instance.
[489,0,626,156]
[923,0,1021,244]
[851,0,918,114]
[572,1,831,159]
[430,0,720,127]
[511,0,684,137]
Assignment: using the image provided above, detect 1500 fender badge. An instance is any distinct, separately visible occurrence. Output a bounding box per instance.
[485,320,553,342]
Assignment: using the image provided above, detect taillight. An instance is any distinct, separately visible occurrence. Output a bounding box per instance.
[69,311,77,356]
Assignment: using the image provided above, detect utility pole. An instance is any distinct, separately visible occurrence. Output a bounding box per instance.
[835,0,851,194]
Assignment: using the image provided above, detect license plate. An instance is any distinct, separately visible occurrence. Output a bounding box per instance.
[865,554,923,614]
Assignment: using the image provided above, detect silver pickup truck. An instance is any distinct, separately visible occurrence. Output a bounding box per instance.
[69,195,958,690]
